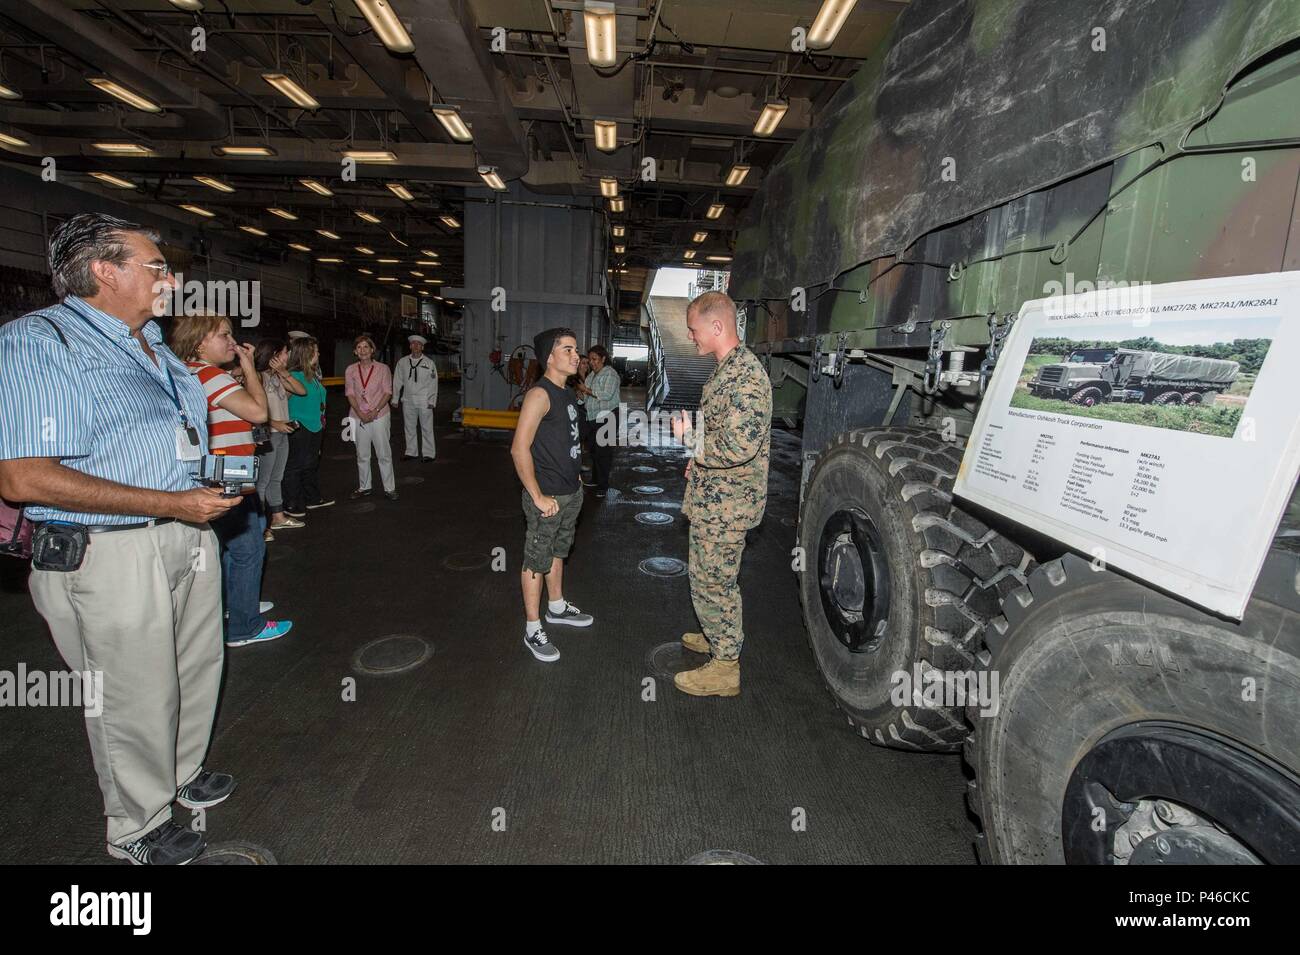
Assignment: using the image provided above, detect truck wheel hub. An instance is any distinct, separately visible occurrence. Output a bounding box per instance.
[817,509,891,652]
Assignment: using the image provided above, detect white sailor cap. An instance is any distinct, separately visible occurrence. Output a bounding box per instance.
[287,330,309,340]
[408,334,428,345]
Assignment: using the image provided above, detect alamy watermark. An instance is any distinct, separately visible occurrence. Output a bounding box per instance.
[152,274,261,327]
[591,402,701,450]
[0,664,104,717]
[1042,273,1153,322]
[890,664,1000,718]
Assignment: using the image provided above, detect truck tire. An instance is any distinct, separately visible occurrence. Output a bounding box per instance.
[1068,386,1104,407]
[797,427,1035,752]
[1152,390,1183,405]
[1182,391,1204,405]
[967,551,1300,864]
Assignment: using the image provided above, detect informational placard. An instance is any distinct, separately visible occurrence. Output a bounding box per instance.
[954,271,1300,619]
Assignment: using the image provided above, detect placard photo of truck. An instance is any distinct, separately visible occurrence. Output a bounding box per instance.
[1009,321,1275,437]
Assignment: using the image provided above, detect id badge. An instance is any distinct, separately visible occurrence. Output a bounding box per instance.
[176,425,202,461]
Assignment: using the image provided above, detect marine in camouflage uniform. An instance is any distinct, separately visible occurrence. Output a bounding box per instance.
[676,316,772,696]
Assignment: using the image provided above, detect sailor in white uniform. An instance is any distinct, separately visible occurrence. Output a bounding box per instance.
[392,334,438,460]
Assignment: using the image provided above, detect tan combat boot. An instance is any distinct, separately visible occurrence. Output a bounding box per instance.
[681,631,710,654]
[673,658,740,697]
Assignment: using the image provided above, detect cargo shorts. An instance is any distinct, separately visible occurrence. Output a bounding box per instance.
[521,487,583,574]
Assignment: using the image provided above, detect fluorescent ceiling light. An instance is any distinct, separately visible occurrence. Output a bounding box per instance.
[316,229,340,240]
[193,175,234,193]
[240,225,268,237]
[583,1,617,68]
[87,77,160,113]
[420,249,439,257]
[386,182,414,201]
[262,73,319,110]
[410,271,424,278]
[433,107,472,143]
[89,172,136,189]
[725,163,751,186]
[683,250,696,260]
[267,207,297,220]
[180,204,215,218]
[706,203,725,220]
[614,244,625,254]
[355,0,415,54]
[377,258,400,264]
[692,231,708,243]
[355,210,381,224]
[167,0,204,10]
[419,290,428,296]
[593,120,617,152]
[288,243,312,252]
[299,178,333,197]
[424,278,444,284]
[93,142,152,155]
[401,284,413,289]
[317,258,343,264]
[342,149,396,163]
[706,255,733,263]
[752,100,789,137]
[599,177,618,198]
[416,260,438,266]
[612,225,625,237]
[355,246,375,255]
[478,166,506,191]
[609,197,625,213]
[358,268,373,275]
[0,83,19,99]
[378,277,398,282]
[218,145,276,157]
[439,216,461,230]
[808,0,858,50]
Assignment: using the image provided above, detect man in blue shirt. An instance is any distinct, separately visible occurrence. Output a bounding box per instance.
[0,213,242,865]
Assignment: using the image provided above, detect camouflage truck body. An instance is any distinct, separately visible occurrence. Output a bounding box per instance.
[1030,349,1240,405]
[717,0,1300,865]
[728,0,1300,447]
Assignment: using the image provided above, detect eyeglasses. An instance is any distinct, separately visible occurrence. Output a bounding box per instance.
[129,261,173,278]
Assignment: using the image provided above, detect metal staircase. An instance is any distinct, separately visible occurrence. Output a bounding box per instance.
[646,296,717,413]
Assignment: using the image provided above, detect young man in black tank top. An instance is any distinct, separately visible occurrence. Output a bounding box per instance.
[510,327,595,661]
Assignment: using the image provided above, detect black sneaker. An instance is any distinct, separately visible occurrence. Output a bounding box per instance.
[384,490,399,501]
[107,821,205,865]
[349,488,372,500]
[306,499,335,509]
[545,602,594,628]
[524,627,560,662]
[284,508,307,518]
[176,770,236,809]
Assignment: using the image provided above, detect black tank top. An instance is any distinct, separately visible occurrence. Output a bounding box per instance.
[531,377,582,495]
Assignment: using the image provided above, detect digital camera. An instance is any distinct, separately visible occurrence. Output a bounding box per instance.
[198,453,259,497]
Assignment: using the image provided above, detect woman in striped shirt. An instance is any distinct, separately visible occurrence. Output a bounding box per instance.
[170,315,293,648]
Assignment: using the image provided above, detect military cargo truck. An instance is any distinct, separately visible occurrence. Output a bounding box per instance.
[722,1,1300,864]
[1029,349,1240,406]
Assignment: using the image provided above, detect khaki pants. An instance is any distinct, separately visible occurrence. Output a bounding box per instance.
[29,521,224,846]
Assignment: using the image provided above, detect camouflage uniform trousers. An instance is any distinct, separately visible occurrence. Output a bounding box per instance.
[688,522,749,661]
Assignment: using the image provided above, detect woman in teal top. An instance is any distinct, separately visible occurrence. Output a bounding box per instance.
[281,335,334,515]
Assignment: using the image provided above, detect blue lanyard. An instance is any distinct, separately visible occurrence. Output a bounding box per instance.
[62,300,190,426]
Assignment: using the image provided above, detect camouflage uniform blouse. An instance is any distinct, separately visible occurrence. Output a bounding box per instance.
[682,344,772,530]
